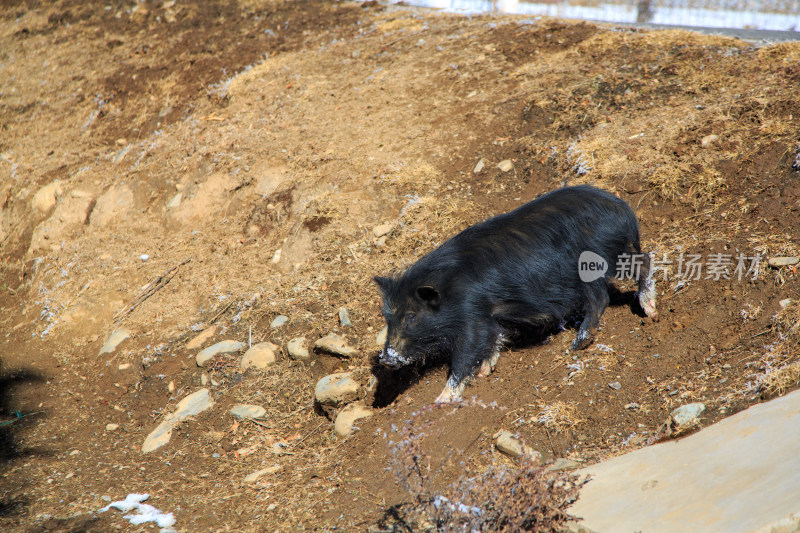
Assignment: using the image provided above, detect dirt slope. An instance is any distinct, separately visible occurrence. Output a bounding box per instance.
[1,1,799,531]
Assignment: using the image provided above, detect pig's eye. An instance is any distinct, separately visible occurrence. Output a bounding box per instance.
[403,313,417,327]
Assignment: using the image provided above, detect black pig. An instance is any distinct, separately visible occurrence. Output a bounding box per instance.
[374,185,657,403]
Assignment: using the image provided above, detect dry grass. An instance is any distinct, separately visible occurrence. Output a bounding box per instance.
[532,400,583,433]
[759,361,800,397]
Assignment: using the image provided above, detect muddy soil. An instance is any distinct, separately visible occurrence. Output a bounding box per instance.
[1,1,799,531]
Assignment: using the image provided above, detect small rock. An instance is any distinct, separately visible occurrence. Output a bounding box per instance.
[338,307,352,327]
[608,381,622,391]
[167,381,175,393]
[375,326,388,347]
[497,159,514,172]
[91,185,135,227]
[315,372,360,407]
[140,254,149,261]
[334,402,373,436]
[99,329,132,355]
[625,402,640,410]
[270,315,288,329]
[700,134,719,147]
[549,458,581,471]
[230,404,267,420]
[166,192,182,209]
[493,430,543,461]
[473,158,487,173]
[244,465,281,483]
[373,224,393,238]
[779,298,792,309]
[240,342,279,371]
[106,423,119,432]
[142,388,214,453]
[31,181,64,213]
[315,333,359,358]
[671,403,705,427]
[186,325,218,350]
[287,337,311,362]
[196,340,246,367]
[768,256,799,268]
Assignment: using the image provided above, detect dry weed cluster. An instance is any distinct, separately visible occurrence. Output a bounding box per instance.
[381,401,584,532]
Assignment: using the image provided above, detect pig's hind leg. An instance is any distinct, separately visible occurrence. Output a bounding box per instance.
[572,286,610,350]
[637,252,658,320]
[477,333,507,378]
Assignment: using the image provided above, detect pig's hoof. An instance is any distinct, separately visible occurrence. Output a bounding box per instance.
[434,391,459,404]
[434,380,464,404]
[571,330,593,351]
[476,359,494,378]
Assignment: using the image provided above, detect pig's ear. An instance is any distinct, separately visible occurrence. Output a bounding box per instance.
[373,276,393,295]
[416,286,441,307]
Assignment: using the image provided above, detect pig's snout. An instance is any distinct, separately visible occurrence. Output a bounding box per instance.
[379,345,407,369]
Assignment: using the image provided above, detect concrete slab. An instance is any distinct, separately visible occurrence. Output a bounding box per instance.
[571,389,800,533]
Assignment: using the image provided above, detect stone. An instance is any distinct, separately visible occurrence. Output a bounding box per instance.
[493,430,542,462]
[166,192,182,209]
[186,325,217,350]
[338,307,352,327]
[31,181,64,213]
[230,404,267,420]
[373,224,393,238]
[315,372,360,407]
[473,158,487,174]
[287,337,311,362]
[334,402,373,436]
[99,329,132,355]
[196,340,245,366]
[28,194,95,254]
[768,257,799,268]
[701,134,719,147]
[549,458,581,471]
[106,423,120,432]
[376,326,387,347]
[608,381,622,390]
[570,388,800,532]
[244,465,281,483]
[141,388,214,453]
[671,402,705,427]
[497,159,514,172]
[314,333,359,358]
[239,342,279,371]
[90,184,134,227]
[779,298,792,309]
[270,315,288,329]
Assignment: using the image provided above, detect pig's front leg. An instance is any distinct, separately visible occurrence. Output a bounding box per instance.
[434,325,500,403]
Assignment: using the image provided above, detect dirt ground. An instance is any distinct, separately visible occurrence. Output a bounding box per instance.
[1,0,799,531]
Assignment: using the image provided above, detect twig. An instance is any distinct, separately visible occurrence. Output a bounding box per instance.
[543,425,557,458]
[209,301,234,325]
[288,422,325,449]
[541,359,565,377]
[114,259,191,323]
[275,404,313,421]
